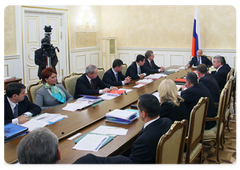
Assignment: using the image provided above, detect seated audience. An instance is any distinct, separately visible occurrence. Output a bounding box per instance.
[73,94,172,164]
[4,82,41,125]
[144,50,165,73]
[196,64,220,103]
[158,79,189,123]
[103,59,131,86]
[17,127,60,164]
[125,54,149,80]
[35,67,73,110]
[74,65,118,98]
[211,55,230,90]
[187,49,212,67]
[180,72,217,130]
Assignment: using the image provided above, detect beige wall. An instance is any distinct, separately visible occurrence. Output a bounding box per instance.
[4,5,236,56]
[4,5,17,55]
[100,5,236,49]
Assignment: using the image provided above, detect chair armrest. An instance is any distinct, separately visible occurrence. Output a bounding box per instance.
[206,116,219,121]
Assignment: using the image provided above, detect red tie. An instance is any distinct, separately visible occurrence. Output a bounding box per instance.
[91,80,93,89]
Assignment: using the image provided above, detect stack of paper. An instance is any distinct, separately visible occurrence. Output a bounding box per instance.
[20,113,68,131]
[145,73,167,80]
[132,84,146,88]
[91,125,128,136]
[105,109,138,124]
[136,79,153,84]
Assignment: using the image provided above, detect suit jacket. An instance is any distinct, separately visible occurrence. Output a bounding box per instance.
[199,73,220,103]
[160,99,189,124]
[73,117,172,164]
[34,48,58,79]
[35,84,74,110]
[181,83,217,129]
[211,66,229,90]
[144,59,160,74]
[102,68,125,86]
[4,95,41,125]
[74,74,111,98]
[189,56,212,67]
[222,64,231,72]
[125,62,149,80]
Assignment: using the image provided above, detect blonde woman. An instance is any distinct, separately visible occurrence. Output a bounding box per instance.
[158,79,189,123]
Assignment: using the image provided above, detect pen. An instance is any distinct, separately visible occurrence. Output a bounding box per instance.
[95,137,108,151]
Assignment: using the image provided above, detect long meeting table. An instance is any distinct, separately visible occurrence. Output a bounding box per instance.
[5,65,193,164]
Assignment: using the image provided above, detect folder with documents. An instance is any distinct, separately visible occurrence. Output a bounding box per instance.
[105,109,138,124]
[4,123,28,142]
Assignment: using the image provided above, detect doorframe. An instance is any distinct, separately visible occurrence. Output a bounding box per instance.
[15,5,70,85]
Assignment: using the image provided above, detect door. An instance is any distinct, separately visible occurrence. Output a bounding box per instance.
[22,11,67,86]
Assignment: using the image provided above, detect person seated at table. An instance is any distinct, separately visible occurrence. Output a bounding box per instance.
[211,55,230,90]
[103,59,131,86]
[180,72,217,130]
[73,94,172,164]
[144,50,165,73]
[35,67,73,110]
[4,82,41,125]
[158,79,189,123]
[196,64,220,103]
[74,65,118,98]
[187,49,212,67]
[125,54,149,80]
[17,127,61,164]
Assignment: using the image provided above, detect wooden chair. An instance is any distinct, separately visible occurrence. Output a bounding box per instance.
[232,72,236,115]
[226,68,234,82]
[121,63,127,76]
[183,97,209,164]
[97,68,105,80]
[62,72,83,97]
[203,84,228,163]
[224,75,234,132]
[156,119,188,164]
[27,80,44,103]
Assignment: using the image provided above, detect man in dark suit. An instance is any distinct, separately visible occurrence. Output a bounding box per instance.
[211,55,230,90]
[4,83,41,125]
[196,64,220,103]
[144,50,165,73]
[180,72,217,129]
[74,65,118,98]
[187,49,212,67]
[125,54,149,80]
[103,59,131,86]
[35,38,58,79]
[73,94,172,164]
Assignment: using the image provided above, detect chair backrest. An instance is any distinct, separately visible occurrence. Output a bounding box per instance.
[27,80,44,103]
[226,68,234,81]
[185,97,209,163]
[97,68,105,80]
[121,63,127,76]
[62,72,83,97]
[156,119,188,164]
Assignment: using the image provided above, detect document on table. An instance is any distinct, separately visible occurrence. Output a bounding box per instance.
[62,101,90,111]
[32,113,68,124]
[99,93,120,100]
[72,134,109,152]
[91,125,128,136]
[132,84,146,88]
[20,119,49,131]
[118,88,133,93]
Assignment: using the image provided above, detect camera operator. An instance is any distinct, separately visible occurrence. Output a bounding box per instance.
[35,26,59,80]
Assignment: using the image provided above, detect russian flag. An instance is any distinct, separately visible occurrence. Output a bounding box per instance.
[192,6,201,57]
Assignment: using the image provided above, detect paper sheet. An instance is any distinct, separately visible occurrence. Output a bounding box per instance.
[132,84,146,88]
[72,134,109,151]
[20,119,49,131]
[91,125,128,136]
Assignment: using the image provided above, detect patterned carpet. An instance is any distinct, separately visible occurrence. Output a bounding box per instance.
[194,104,236,164]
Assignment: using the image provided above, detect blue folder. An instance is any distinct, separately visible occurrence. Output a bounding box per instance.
[4,123,28,142]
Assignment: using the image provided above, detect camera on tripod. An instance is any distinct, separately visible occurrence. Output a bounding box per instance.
[41,25,59,58]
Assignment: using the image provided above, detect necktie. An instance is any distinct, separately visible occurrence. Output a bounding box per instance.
[90,80,94,89]
[138,67,141,74]
[13,104,18,118]
[115,73,118,82]
[150,61,152,68]
[198,57,200,65]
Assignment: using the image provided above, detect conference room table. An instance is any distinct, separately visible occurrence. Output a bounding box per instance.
[5,65,194,164]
